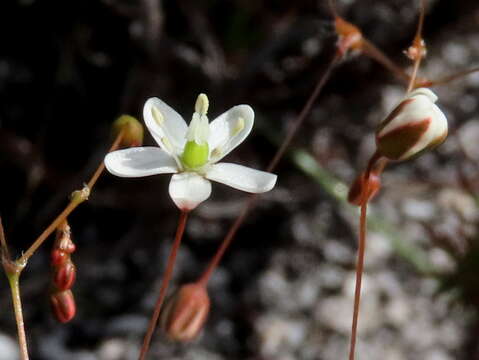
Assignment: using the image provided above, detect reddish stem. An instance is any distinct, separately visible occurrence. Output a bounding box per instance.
[138,210,189,360]
[197,53,341,286]
[348,153,385,360]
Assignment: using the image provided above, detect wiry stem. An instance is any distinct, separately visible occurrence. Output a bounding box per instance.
[420,66,479,87]
[6,268,28,360]
[348,153,385,360]
[1,220,28,360]
[197,52,341,286]
[0,217,10,260]
[0,130,124,360]
[407,0,426,93]
[361,39,410,84]
[18,130,125,265]
[349,194,368,360]
[139,210,189,360]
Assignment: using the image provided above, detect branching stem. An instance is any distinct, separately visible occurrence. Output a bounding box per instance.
[1,130,124,360]
[18,130,124,265]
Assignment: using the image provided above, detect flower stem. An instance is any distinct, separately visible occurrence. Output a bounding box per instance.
[406,0,426,93]
[197,52,340,286]
[267,52,341,172]
[138,210,189,360]
[361,39,410,85]
[0,217,10,261]
[348,196,368,360]
[6,266,28,360]
[17,130,125,265]
[0,220,28,360]
[348,153,384,360]
[198,200,255,286]
[419,66,479,88]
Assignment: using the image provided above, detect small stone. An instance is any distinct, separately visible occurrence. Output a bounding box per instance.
[0,333,19,360]
[401,199,435,220]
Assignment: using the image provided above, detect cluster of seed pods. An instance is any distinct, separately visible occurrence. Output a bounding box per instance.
[49,222,77,323]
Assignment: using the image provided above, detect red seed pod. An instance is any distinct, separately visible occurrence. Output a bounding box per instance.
[50,290,76,323]
[53,261,76,291]
[51,249,68,266]
[160,283,210,342]
[348,171,381,206]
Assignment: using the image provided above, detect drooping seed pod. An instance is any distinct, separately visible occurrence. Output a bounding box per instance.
[53,260,76,291]
[376,88,448,161]
[50,289,76,323]
[160,283,210,342]
[50,221,77,323]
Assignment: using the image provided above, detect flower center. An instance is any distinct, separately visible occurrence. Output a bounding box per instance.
[181,94,210,170]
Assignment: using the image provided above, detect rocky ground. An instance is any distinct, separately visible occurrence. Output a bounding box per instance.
[0,0,479,359]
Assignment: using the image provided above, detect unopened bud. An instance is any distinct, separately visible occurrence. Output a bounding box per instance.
[50,290,76,323]
[113,115,144,147]
[348,171,381,206]
[53,261,76,291]
[160,283,210,342]
[376,88,447,161]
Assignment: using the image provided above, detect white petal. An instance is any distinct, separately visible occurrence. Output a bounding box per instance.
[105,147,178,177]
[169,172,212,211]
[208,105,254,163]
[143,97,188,155]
[205,163,277,193]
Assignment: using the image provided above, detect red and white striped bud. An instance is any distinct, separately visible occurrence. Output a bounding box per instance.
[376,88,447,161]
[50,289,76,323]
[160,283,210,342]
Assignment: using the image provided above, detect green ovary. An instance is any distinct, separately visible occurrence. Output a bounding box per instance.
[181,141,209,169]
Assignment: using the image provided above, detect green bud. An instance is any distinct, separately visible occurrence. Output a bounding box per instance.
[181,141,209,169]
[113,115,144,147]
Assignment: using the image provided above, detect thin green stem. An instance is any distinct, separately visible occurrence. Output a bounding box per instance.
[5,265,28,360]
[138,210,189,360]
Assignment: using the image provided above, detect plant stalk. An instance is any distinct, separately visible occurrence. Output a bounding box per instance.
[138,210,189,360]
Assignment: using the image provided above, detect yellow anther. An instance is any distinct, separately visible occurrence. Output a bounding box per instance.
[231,117,245,137]
[195,93,209,116]
[161,137,174,152]
[211,147,222,159]
[152,106,164,126]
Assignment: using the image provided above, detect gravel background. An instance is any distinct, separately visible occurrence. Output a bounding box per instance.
[0,0,479,359]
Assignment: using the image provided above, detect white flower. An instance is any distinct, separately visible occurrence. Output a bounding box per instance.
[376,87,448,161]
[105,94,277,211]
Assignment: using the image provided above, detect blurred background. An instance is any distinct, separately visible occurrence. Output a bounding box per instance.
[1,0,479,359]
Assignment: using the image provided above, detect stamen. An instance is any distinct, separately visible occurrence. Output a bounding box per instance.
[211,147,222,159]
[231,117,245,137]
[161,137,174,153]
[152,106,164,126]
[195,94,209,116]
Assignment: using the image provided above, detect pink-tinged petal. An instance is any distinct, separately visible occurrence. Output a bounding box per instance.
[169,173,212,211]
[205,163,277,193]
[208,105,254,163]
[105,147,178,177]
[143,97,188,155]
